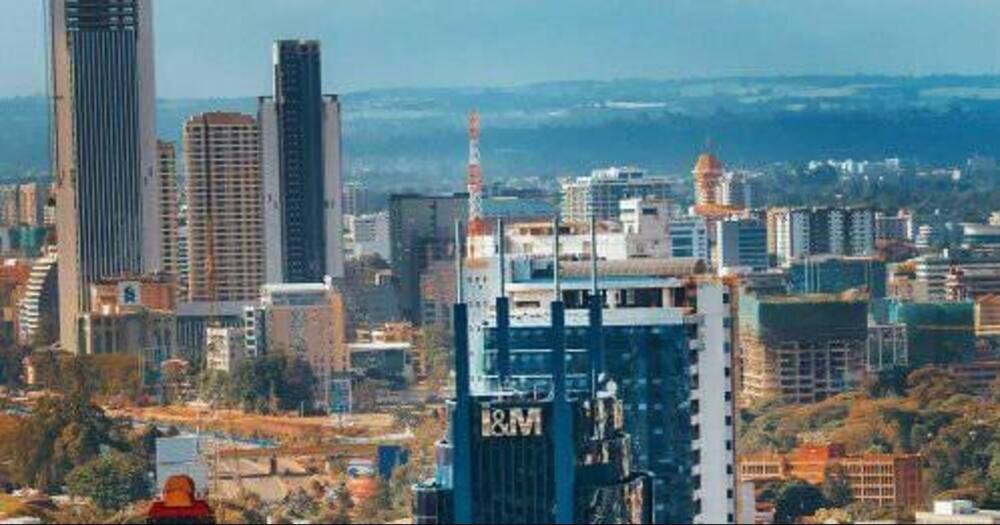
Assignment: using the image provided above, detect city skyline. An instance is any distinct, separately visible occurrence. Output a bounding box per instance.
[5,1,1000,98]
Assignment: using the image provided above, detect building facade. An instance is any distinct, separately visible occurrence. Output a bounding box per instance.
[51,0,160,353]
[740,444,924,515]
[739,292,868,405]
[244,281,348,408]
[465,256,736,524]
[717,218,769,272]
[157,141,182,297]
[259,40,344,284]
[388,194,467,324]
[769,207,875,264]
[183,113,265,302]
[561,167,676,222]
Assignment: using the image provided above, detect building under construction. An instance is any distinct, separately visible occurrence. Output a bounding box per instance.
[739,291,868,405]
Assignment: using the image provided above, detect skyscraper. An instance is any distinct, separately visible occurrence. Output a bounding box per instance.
[260,40,344,284]
[51,0,160,353]
[183,113,265,303]
[158,141,181,296]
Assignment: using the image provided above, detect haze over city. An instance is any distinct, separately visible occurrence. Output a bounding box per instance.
[4,0,1000,97]
[2,2,1000,525]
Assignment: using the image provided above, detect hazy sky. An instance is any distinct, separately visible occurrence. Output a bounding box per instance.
[4,0,1000,98]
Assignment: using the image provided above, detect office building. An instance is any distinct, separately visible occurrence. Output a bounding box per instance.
[51,0,160,353]
[78,276,177,358]
[717,218,769,272]
[259,40,344,284]
[388,194,467,323]
[465,254,735,524]
[740,444,924,515]
[346,212,391,261]
[739,291,868,405]
[913,250,1000,302]
[183,112,265,302]
[669,217,710,261]
[244,281,348,408]
[413,257,652,524]
[158,141,182,296]
[769,207,875,264]
[560,167,675,222]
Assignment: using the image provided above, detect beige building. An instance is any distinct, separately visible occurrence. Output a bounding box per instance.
[183,113,264,302]
[18,182,49,227]
[158,141,182,297]
[245,281,347,408]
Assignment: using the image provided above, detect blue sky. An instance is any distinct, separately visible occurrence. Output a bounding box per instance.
[4,0,1000,98]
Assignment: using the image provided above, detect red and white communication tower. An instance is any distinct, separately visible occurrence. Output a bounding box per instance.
[467,110,486,237]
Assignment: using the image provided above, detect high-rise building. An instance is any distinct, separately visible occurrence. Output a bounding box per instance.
[259,40,344,284]
[465,255,736,524]
[769,207,875,264]
[183,113,265,302]
[560,167,676,222]
[51,0,160,353]
[158,141,182,296]
[343,181,370,216]
[413,253,653,524]
[18,183,49,227]
[388,193,468,324]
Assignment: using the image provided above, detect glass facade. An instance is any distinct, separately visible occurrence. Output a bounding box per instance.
[274,40,327,282]
[481,323,693,524]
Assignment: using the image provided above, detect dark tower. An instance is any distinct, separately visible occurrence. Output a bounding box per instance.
[273,40,327,282]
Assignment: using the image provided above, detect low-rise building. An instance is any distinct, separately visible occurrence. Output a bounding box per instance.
[740,444,923,514]
[916,500,1000,524]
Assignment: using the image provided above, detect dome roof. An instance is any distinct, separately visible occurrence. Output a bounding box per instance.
[693,153,724,174]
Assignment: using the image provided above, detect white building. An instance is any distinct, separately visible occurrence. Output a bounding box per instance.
[770,207,875,264]
[560,166,677,222]
[668,217,710,262]
[18,250,58,344]
[345,211,391,261]
[916,500,1000,524]
[205,325,245,374]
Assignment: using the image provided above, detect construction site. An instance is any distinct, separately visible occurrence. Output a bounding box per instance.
[738,291,870,405]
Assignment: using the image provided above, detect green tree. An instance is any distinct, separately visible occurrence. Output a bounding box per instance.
[774,482,828,524]
[822,465,854,507]
[65,451,149,511]
[5,357,124,492]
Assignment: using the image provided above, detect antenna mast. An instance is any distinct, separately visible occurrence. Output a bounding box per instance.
[467,110,485,238]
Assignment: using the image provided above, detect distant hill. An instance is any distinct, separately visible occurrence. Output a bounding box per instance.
[5,75,1000,190]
